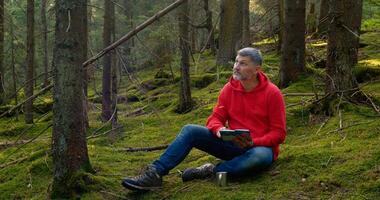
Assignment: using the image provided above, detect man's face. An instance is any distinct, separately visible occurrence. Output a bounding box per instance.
[232,55,259,81]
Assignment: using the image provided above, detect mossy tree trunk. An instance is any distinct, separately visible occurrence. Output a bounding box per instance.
[216,0,243,66]
[279,0,306,88]
[318,0,329,36]
[101,0,115,121]
[0,0,4,105]
[242,0,250,47]
[325,0,362,96]
[178,0,192,113]
[24,0,35,124]
[51,0,92,198]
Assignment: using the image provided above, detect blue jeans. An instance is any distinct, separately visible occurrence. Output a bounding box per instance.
[152,124,273,176]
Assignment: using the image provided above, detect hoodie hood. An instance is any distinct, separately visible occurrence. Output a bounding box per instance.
[229,71,269,93]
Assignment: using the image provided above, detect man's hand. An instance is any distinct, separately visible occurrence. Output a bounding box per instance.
[216,127,226,138]
[232,134,253,149]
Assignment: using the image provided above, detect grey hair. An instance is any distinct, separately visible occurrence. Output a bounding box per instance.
[237,47,263,66]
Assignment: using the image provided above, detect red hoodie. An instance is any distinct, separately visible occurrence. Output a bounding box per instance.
[206,71,286,160]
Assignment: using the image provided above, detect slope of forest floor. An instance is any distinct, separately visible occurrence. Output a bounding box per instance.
[1,2,380,199]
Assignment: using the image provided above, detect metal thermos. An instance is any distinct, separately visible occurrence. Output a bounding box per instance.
[216,172,228,187]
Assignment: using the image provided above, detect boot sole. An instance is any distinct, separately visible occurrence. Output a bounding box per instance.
[122,180,162,191]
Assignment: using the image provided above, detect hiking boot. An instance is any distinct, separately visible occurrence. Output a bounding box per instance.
[121,165,162,191]
[181,163,215,182]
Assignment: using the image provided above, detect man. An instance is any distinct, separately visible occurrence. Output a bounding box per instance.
[122,47,286,191]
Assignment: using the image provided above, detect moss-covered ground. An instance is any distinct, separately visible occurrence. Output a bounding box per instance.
[1,1,380,199]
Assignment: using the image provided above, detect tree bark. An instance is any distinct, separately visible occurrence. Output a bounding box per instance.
[0,0,4,104]
[318,0,329,36]
[123,0,134,70]
[10,18,18,120]
[216,0,243,66]
[203,0,215,54]
[278,0,284,52]
[101,0,115,121]
[242,0,250,47]
[25,0,35,124]
[82,0,89,129]
[306,1,317,34]
[110,2,118,132]
[51,0,92,198]
[178,0,192,113]
[41,0,49,87]
[279,0,306,88]
[326,0,363,94]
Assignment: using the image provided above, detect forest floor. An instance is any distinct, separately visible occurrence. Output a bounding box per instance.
[1,1,380,200]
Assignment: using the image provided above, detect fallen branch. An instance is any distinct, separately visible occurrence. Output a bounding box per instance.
[315,117,330,135]
[324,120,375,135]
[4,124,52,161]
[117,144,168,152]
[284,93,325,97]
[0,140,31,150]
[0,156,28,169]
[87,125,124,140]
[0,84,53,118]
[83,0,186,67]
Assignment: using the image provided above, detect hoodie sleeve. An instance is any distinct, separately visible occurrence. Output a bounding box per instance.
[206,86,229,134]
[253,89,286,146]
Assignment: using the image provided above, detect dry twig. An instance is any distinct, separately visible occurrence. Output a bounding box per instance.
[117,144,169,153]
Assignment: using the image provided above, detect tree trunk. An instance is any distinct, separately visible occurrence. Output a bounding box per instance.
[306,1,317,34]
[101,0,115,121]
[318,0,329,36]
[82,0,89,129]
[203,0,215,54]
[41,0,49,87]
[110,2,118,136]
[10,17,18,120]
[278,0,284,53]
[25,0,35,124]
[51,0,92,198]
[178,0,192,113]
[326,0,362,95]
[0,0,4,104]
[242,0,250,47]
[216,0,243,66]
[279,0,306,88]
[123,0,134,70]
